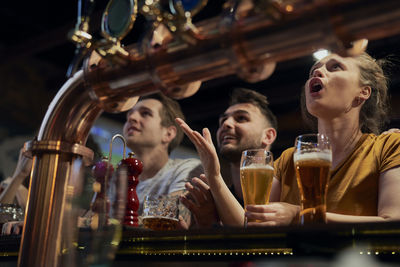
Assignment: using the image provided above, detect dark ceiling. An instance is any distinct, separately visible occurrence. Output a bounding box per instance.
[1,0,400,157]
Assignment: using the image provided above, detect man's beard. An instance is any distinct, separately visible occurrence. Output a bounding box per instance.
[218,139,263,164]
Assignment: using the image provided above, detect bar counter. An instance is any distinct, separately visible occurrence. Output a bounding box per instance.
[1,221,400,266]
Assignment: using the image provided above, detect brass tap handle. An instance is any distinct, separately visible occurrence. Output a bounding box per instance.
[68,0,139,75]
[67,0,96,77]
[95,0,138,64]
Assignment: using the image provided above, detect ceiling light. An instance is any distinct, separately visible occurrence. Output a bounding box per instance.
[313,49,330,60]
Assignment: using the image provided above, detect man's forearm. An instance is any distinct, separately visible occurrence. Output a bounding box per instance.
[208,174,244,226]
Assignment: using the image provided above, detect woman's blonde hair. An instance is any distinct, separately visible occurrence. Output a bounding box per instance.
[301,52,390,134]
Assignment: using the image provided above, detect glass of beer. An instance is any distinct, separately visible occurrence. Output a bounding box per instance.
[142,195,180,230]
[294,134,332,224]
[240,149,274,226]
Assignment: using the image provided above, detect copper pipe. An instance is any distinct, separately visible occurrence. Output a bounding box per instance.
[19,71,98,266]
[84,0,400,104]
[19,0,400,265]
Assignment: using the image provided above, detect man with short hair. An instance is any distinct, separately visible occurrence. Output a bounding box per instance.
[180,88,277,227]
[216,88,277,204]
[123,93,202,224]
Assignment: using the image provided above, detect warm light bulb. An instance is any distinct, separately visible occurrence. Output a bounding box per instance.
[313,49,330,60]
[285,5,294,12]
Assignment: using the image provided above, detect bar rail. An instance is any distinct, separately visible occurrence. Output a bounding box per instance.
[4,222,400,263]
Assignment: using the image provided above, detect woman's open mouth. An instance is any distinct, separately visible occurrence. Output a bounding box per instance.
[309,78,323,94]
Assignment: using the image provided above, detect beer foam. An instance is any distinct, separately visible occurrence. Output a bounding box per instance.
[241,164,274,170]
[293,151,332,163]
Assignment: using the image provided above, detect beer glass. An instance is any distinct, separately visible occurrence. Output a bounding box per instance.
[294,134,332,224]
[142,195,180,230]
[240,149,274,226]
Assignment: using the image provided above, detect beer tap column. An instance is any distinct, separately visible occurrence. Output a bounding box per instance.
[18,71,99,267]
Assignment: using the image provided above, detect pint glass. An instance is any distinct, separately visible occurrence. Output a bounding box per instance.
[142,195,180,230]
[240,149,274,225]
[294,134,332,224]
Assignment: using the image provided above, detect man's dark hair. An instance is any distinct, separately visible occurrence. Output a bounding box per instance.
[140,93,185,154]
[229,88,278,130]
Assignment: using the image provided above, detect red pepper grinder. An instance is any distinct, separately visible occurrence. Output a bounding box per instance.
[118,152,143,227]
[91,156,114,228]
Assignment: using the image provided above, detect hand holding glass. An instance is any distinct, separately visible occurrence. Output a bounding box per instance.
[294,134,332,224]
[240,149,274,226]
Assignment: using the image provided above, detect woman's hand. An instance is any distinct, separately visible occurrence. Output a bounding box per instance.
[1,221,24,235]
[245,202,300,227]
[0,146,31,207]
[12,147,33,181]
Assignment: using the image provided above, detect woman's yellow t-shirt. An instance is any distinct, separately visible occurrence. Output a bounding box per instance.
[274,133,400,216]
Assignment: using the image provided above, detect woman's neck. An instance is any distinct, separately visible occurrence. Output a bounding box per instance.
[318,116,363,169]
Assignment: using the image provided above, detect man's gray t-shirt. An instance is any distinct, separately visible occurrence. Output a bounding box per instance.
[136,158,202,214]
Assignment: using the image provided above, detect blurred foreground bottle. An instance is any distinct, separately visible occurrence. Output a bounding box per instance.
[75,134,129,267]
